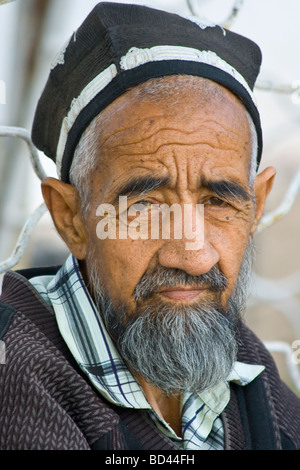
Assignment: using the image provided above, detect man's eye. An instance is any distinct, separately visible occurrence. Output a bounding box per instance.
[129,201,152,213]
[127,201,157,220]
[205,197,228,207]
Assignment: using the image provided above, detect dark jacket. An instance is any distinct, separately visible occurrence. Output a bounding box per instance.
[0,267,299,450]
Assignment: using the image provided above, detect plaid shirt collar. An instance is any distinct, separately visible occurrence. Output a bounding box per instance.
[30,254,264,450]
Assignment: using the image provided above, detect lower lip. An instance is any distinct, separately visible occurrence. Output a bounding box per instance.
[158,289,206,301]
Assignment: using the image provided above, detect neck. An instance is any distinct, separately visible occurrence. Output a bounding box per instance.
[135,373,182,437]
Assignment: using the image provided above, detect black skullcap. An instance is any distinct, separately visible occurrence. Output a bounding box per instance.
[31,2,263,182]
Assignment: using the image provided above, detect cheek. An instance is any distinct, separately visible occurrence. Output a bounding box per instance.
[209,220,252,296]
[87,234,158,306]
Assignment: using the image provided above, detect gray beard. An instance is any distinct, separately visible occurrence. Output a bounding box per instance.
[87,241,254,396]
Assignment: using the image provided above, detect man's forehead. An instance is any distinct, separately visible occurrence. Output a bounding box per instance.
[96,76,249,150]
[104,75,241,116]
[97,143,252,205]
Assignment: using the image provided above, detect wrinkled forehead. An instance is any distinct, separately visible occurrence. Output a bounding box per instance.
[88,76,253,192]
[95,76,251,150]
[98,75,248,134]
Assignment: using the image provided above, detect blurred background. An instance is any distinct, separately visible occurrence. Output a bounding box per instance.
[0,0,299,391]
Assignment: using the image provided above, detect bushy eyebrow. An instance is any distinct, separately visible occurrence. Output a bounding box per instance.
[201,177,251,202]
[111,174,251,205]
[112,175,171,204]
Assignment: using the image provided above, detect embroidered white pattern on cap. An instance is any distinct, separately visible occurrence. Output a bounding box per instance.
[186,15,217,29]
[56,63,117,177]
[186,15,227,36]
[120,45,255,101]
[51,35,72,70]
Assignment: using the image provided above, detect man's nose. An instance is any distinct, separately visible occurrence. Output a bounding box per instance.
[157,205,220,276]
[158,237,219,277]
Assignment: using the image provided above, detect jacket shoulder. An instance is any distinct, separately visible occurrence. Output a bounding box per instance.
[0,269,124,450]
[238,323,300,449]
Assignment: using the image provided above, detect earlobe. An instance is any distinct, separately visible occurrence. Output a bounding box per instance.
[250,166,276,234]
[41,177,88,259]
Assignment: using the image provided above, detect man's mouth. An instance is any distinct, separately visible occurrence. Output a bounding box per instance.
[155,286,209,301]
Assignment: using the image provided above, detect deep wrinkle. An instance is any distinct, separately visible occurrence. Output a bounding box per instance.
[100,115,242,157]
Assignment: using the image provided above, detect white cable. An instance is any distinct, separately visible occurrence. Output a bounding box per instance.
[0,203,48,274]
[258,168,300,232]
[0,126,47,180]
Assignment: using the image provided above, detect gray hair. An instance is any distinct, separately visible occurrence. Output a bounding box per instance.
[69,76,258,213]
[86,237,255,396]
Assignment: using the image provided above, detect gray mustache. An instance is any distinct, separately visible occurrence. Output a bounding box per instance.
[134,265,228,302]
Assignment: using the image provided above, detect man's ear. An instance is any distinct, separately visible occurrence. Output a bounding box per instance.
[41,177,89,260]
[250,166,276,235]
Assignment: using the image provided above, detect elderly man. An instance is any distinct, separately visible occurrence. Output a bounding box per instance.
[0,2,299,450]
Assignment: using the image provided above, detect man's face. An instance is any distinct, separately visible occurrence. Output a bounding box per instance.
[43,76,275,394]
[83,77,256,315]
